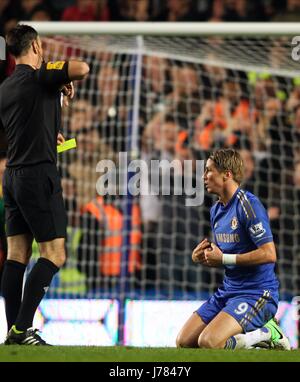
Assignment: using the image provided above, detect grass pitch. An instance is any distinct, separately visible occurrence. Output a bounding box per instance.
[0,346,300,362]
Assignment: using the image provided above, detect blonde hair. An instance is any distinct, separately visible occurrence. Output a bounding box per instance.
[209,149,244,185]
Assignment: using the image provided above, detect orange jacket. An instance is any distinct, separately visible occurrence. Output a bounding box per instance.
[82,196,141,276]
[197,99,249,150]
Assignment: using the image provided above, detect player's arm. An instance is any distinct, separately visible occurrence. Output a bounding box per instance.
[202,241,276,267]
[235,241,276,265]
[35,60,89,88]
[67,60,90,81]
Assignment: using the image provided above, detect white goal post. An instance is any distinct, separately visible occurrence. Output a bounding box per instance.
[24,21,300,36]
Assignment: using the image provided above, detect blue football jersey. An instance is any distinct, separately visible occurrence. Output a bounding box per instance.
[210,188,279,292]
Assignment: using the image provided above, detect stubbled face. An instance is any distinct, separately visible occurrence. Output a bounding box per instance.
[203,158,225,195]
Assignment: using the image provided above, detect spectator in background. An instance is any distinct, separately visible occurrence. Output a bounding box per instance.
[238,148,281,254]
[170,64,203,105]
[66,98,94,134]
[254,96,289,248]
[96,64,128,152]
[269,39,289,71]
[107,0,131,21]
[291,104,300,162]
[249,76,278,152]
[62,97,116,210]
[78,191,141,292]
[0,0,18,35]
[124,0,151,21]
[263,97,293,167]
[16,0,44,19]
[29,4,52,20]
[140,55,173,126]
[133,0,150,21]
[272,0,300,21]
[202,54,227,99]
[195,80,250,151]
[209,0,224,21]
[141,62,203,147]
[222,0,259,21]
[2,18,18,35]
[238,148,278,219]
[209,0,268,22]
[153,0,204,22]
[286,82,300,113]
[141,115,173,291]
[61,0,110,21]
[68,126,116,209]
[0,0,15,35]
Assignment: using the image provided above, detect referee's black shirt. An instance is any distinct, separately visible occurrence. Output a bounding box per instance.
[0,61,70,168]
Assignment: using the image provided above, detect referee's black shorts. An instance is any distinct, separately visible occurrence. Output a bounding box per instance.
[2,163,67,242]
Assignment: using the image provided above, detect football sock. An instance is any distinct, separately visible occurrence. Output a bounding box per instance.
[0,260,26,332]
[225,327,271,349]
[14,258,59,331]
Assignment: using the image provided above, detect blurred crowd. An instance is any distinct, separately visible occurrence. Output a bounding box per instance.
[2,0,300,36]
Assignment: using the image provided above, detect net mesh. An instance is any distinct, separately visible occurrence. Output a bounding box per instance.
[38,35,300,303]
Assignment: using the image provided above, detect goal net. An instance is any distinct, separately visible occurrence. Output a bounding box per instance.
[16,24,299,344]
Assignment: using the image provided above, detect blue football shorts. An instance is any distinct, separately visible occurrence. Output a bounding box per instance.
[196,288,278,332]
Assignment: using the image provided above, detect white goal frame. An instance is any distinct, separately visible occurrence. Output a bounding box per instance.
[24,21,300,36]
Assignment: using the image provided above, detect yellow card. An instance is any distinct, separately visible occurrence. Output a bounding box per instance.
[57,138,77,153]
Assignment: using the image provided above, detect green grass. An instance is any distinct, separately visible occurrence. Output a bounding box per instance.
[0,346,300,362]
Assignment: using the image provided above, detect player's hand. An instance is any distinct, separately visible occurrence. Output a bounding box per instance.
[57,132,65,145]
[192,238,212,263]
[203,243,223,267]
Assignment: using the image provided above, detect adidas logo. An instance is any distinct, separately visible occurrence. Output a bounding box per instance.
[43,286,49,293]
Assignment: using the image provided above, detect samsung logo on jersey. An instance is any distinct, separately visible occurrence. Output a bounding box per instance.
[0,36,5,60]
[216,233,240,243]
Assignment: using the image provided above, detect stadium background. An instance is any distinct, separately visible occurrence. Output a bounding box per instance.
[0,0,300,349]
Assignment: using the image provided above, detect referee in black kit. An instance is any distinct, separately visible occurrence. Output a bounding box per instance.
[0,24,89,345]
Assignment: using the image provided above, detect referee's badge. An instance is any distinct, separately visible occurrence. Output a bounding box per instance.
[46,61,65,70]
[231,217,238,230]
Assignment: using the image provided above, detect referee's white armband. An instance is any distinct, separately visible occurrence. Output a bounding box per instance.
[222,253,237,265]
